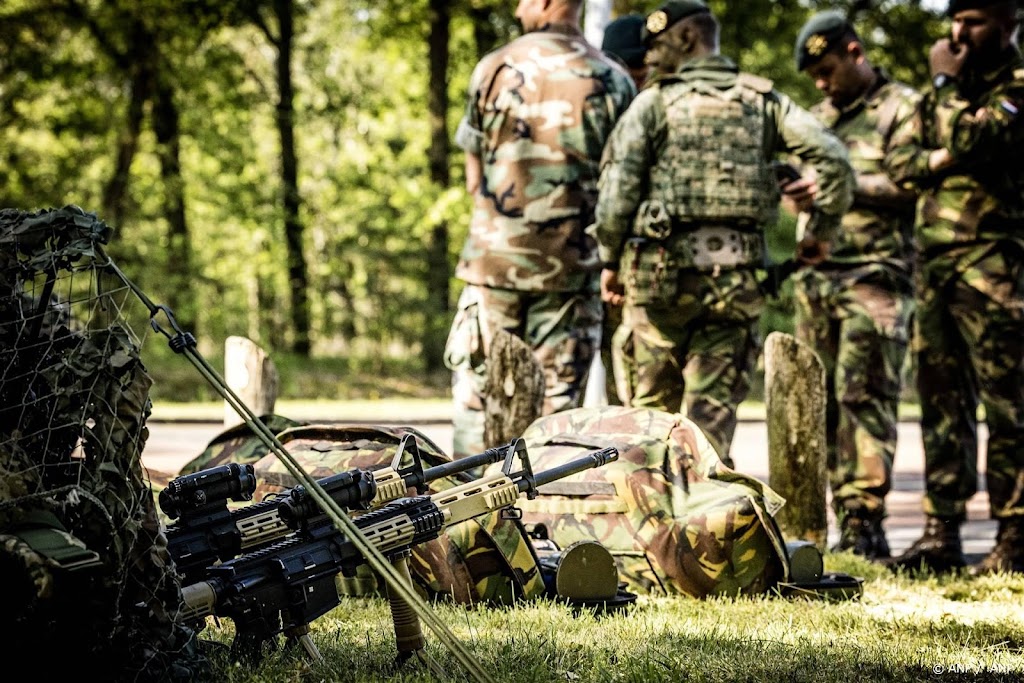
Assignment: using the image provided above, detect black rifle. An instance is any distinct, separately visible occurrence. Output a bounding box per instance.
[178,441,619,663]
[161,435,516,583]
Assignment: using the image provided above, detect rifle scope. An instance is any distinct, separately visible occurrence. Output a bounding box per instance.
[160,463,257,520]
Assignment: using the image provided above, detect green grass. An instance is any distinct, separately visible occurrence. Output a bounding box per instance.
[194,555,1024,682]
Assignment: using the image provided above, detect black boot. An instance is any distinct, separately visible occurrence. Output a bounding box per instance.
[969,516,1024,576]
[882,514,966,574]
[832,511,891,560]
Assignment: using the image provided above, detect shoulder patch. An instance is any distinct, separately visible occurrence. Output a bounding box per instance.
[737,72,773,94]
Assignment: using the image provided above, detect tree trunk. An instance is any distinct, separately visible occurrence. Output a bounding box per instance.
[274,0,310,356]
[764,331,828,551]
[103,62,148,229]
[424,0,451,373]
[470,6,500,60]
[152,69,195,334]
[482,330,545,449]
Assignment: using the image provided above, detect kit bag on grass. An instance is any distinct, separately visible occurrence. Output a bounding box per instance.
[508,406,791,598]
[248,423,546,605]
[177,414,306,475]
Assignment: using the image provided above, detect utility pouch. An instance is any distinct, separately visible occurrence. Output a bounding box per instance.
[621,238,678,306]
[632,199,673,240]
[13,510,102,573]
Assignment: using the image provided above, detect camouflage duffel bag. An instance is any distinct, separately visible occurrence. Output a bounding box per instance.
[178,414,307,475]
[506,406,790,598]
[250,423,547,605]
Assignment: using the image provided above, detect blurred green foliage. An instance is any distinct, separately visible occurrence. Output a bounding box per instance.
[0,0,947,396]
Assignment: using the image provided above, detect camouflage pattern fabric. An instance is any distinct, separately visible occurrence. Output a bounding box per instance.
[594,55,853,267]
[448,21,634,461]
[248,423,546,603]
[610,279,760,464]
[0,206,208,681]
[792,71,919,516]
[640,74,782,228]
[445,283,601,458]
[178,413,306,475]
[884,49,1024,520]
[592,55,853,463]
[508,406,790,598]
[453,22,636,293]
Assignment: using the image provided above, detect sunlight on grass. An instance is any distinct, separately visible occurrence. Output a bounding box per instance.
[195,564,1024,683]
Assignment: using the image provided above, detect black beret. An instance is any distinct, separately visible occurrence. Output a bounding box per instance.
[794,10,854,71]
[947,0,1017,14]
[641,0,711,45]
[602,15,648,69]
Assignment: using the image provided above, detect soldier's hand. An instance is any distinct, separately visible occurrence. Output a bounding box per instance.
[780,177,817,215]
[929,38,968,80]
[927,147,955,173]
[796,236,830,266]
[601,268,625,307]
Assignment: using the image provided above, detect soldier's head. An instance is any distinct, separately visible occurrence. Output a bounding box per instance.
[795,11,876,108]
[515,0,583,33]
[947,1,1019,68]
[602,14,650,90]
[641,0,718,77]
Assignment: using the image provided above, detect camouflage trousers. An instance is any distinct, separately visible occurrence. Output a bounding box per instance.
[613,267,764,464]
[793,267,913,517]
[916,247,1024,519]
[444,283,601,458]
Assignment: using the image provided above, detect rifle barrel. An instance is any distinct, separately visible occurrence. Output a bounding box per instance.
[528,446,619,490]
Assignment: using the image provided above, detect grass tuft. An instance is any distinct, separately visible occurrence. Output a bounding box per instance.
[193,565,1024,682]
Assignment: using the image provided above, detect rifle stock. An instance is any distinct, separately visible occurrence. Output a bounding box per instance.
[177,441,619,662]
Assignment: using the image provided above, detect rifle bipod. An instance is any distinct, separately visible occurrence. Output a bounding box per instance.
[386,551,449,678]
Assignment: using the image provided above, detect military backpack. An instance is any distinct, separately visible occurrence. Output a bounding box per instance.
[505,406,791,598]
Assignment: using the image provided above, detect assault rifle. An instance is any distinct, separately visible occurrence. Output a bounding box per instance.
[178,440,619,663]
[161,434,515,583]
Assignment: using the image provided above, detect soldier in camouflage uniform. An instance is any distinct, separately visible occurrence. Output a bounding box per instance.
[791,12,921,559]
[0,207,208,680]
[444,0,636,458]
[883,0,1024,575]
[592,0,854,466]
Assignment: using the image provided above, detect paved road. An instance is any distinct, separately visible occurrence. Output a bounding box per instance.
[143,419,996,559]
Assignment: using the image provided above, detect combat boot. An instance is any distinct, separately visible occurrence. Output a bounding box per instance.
[832,511,891,560]
[881,514,966,574]
[969,516,1024,576]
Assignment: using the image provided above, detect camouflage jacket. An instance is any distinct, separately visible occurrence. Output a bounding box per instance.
[594,55,853,267]
[884,47,1024,257]
[810,69,919,272]
[454,23,636,292]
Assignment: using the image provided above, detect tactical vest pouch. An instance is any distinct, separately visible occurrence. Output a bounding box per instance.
[507,406,791,598]
[650,80,778,226]
[632,199,673,240]
[621,238,679,306]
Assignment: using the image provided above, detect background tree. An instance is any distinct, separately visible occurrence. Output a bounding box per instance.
[0,0,949,397]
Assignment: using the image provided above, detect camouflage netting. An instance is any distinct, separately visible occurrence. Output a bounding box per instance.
[0,207,208,681]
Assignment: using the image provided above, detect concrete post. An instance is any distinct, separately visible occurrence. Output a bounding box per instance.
[764,331,828,551]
